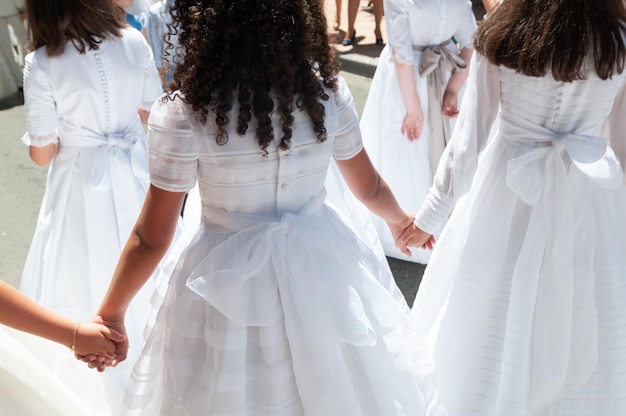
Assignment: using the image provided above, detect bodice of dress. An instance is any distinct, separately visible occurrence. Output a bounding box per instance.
[498,66,624,139]
[23,28,162,146]
[384,0,476,64]
[415,53,626,234]
[148,78,363,223]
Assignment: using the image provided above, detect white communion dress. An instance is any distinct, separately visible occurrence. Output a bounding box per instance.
[360,0,476,264]
[121,79,446,415]
[412,52,626,415]
[19,28,165,389]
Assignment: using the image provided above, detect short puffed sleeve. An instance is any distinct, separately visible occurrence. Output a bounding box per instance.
[127,28,162,111]
[148,93,198,192]
[332,77,364,160]
[22,50,58,147]
[384,0,413,65]
[453,1,478,49]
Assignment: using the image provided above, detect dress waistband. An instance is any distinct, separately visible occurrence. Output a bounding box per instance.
[200,192,328,233]
[412,39,451,52]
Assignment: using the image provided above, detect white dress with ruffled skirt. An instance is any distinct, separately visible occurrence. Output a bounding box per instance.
[122,79,445,415]
[359,0,476,264]
[412,53,626,415]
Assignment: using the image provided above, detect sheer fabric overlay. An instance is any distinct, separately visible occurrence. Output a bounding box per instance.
[412,53,626,415]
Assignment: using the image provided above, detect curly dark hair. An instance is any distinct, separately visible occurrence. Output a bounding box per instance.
[165,0,339,153]
[475,0,626,81]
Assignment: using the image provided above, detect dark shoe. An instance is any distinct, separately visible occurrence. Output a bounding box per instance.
[375,38,384,46]
[342,31,356,46]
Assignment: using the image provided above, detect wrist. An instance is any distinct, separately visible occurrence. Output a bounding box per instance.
[68,321,81,352]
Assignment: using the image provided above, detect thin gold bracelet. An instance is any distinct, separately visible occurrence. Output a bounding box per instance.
[71,322,81,353]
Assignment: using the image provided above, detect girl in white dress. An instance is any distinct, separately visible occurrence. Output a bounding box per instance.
[0,280,124,415]
[86,1,446,414]
[403,0,626,413]
[360,0,476,263]
[19,0,164,388]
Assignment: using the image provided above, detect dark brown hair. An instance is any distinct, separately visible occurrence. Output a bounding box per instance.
[26,0,125,57]
[475,0,626,81]
[166,0,339,153]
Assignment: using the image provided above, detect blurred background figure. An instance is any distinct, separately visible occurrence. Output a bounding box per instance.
[343,0,384,46]
[359,0,476,264]
[0,0,27,98]
[19,0,166,389]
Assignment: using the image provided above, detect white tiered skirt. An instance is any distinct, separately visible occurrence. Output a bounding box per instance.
[123,206,446,415]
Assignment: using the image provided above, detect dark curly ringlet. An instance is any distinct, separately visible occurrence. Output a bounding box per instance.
[475,0,626,82]
[165,0,339,153]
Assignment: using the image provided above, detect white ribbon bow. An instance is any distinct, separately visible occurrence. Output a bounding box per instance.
[505,131,623,410]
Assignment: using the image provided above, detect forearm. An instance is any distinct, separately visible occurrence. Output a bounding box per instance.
[445,47,473,94]
[360,175,412,227]
[394,55,422,115]
[335,150,411,228]
[97,228,171,318]
[98,185,182,318]
[0,281,77,348]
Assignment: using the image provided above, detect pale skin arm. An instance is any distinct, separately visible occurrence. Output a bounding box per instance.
[482,0,499,13]
[29,142,59,166]
[394,54,424,142]
[139,109,150,125]
[442,46,473,118]
[86,185,185,369]
[335,149,427,253]
[0,281,125,357]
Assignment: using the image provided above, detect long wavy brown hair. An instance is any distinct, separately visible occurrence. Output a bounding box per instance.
[25,0,124,57]
[166,0,339,152]
[475,0,626,81]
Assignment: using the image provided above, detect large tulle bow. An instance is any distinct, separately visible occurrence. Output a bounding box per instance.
[503,119,623,410]
[186,201,380,347]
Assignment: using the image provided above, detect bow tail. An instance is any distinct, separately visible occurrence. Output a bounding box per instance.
[426,65,449,176]
[109,150,144,249]
[530,153,598,410]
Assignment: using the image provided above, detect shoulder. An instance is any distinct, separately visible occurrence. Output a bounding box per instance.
[330,77,355,109]
[149,91,194,131]
[24,47,49,70]
[120,27,147,44]
[119,27,152,56]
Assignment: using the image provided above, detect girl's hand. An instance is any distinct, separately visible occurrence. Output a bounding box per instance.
[442,89,459,118]
[77,315,128,372]
[401,111,424,141]
[395,223,436,251]
[387,214,416,256]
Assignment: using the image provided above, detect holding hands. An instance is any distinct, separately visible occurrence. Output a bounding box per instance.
[72,321,126,361]
[76,315,128,372]
[388,213,436,256]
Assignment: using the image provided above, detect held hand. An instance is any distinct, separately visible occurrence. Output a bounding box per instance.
[387,214,416,257]
[77,315,129,371]
[442,90,459,119]
[73,322,126,359]
[395,222,436,251]
[401,111,424,141]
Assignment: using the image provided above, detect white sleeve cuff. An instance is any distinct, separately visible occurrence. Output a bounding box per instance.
[413,188,455,235]
[21,132,58,147]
